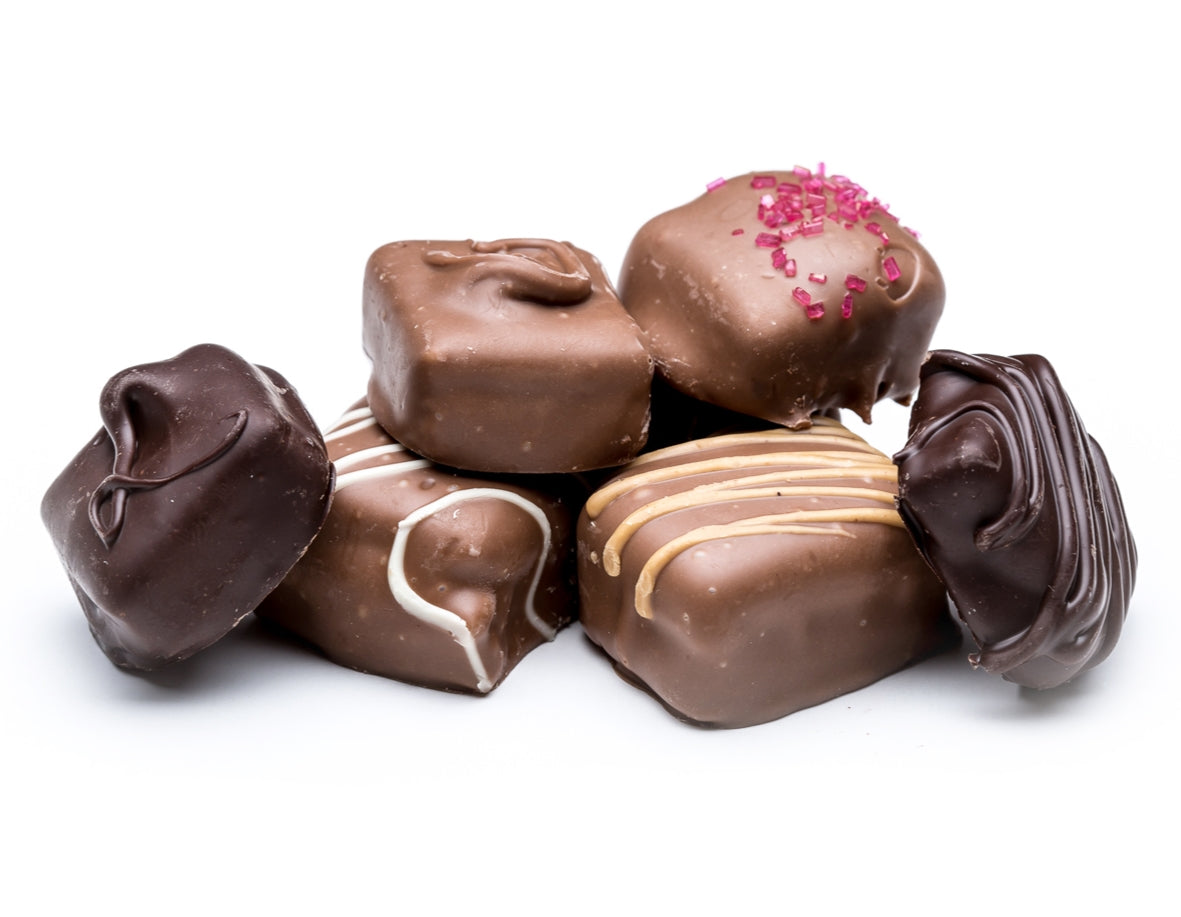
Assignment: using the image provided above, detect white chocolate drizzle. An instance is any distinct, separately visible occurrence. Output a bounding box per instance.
[387,488,556,693]
[325,403,558,692]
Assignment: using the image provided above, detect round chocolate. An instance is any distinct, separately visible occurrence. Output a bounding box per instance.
[618,169,945,428]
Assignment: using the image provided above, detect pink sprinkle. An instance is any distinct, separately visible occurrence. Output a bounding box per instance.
[805,301,825,320]
[883,255,901,282]
[865,221,883,237]
[816,162,826,177]
[731,228,745,236]
[771,248,787,269]
[760,193,775,208]
[845,274,867,292]
[755,232,781,248]
[783,258,797,277]
[751,175,777,189]
[792,287,811,306]
[706,177,726,192]
[793,165,812,178]
[800,219,825,237]
[808,272,827,284]
[841,293,854,319]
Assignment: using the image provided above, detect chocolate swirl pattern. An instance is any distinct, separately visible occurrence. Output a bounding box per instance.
[578,419,954,727]
[423,238,593,304]
[257,400,578,695]
[895,350,1135,689]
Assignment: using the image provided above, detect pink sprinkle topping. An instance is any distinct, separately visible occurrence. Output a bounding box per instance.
[736,164,921,291]
[792,287,811,307]
[805,301,825,321]
[731,228,745,236]
[706,177,726,192]
[841,293,854,319]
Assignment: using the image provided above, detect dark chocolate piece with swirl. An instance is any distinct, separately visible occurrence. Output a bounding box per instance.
[894,351,1135,689]
[41,344,334,670]
[363,238,653,474]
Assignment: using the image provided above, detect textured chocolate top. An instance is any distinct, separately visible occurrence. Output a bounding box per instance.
[894,350,1136,689]
[41,344,334,670]
[363,238,653,473]
[619,169,945,428]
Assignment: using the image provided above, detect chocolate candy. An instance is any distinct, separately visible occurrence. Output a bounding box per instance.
[578,418,956,727]
[894,351,1136,689]
[619,169,945,428]
[362,238,653,473]
[41,344,334,670]
[257,399,580,694]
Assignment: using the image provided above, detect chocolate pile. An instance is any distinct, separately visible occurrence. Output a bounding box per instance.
[41,167,1136,726]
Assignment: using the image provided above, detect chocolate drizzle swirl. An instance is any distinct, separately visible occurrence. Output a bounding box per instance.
[423,238,593,304]
[895,350,1135,688]
[88,409,249,548]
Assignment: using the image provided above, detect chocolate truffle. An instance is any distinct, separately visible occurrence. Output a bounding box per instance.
[894,350,1136,689]
[257,399,580,694]
[578,418,955,727]
[618,168,945,428]
[41,344,334,670]
[363,238,654,474]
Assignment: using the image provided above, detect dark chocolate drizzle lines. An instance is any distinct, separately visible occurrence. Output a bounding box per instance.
[88,410,249,548]
[897,351,1133,679]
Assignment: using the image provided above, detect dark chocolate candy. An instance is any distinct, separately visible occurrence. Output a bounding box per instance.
[894,350,1136,689]
[41,344,334,670]
[619,169,945,428]
[362,238,653,474]
[257,399,580,694]
[578,418,955,727]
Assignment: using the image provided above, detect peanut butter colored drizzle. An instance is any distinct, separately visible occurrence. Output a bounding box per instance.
[88,409,248,549]
[590,427,906,619]
[585,421,885,519]
[422,238,593,304]
[897,351,1132,676]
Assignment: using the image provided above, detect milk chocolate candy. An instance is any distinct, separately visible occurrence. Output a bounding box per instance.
[619,168,945,428]
[41,344,334,670]
[363,238,654,474]
[578,418,955,727]
[257,399,580,694]
[894,351,1136,689]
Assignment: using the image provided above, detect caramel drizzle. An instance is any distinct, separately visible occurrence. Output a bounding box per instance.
[897,351,1134,676]
[422,238,592,304]
[589,428,905,619]
[88,409,248,548]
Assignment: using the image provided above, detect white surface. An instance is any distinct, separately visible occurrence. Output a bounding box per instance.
[3,2,1175,912]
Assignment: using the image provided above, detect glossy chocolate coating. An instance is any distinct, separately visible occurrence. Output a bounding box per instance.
[257,399,580,694]
[578,418,955,727]
[894,351,1136,689]
[41,344,334,670]
[619,170,945,428]
[363,238,653,473]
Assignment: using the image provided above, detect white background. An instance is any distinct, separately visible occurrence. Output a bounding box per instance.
[3,1,1175,912]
